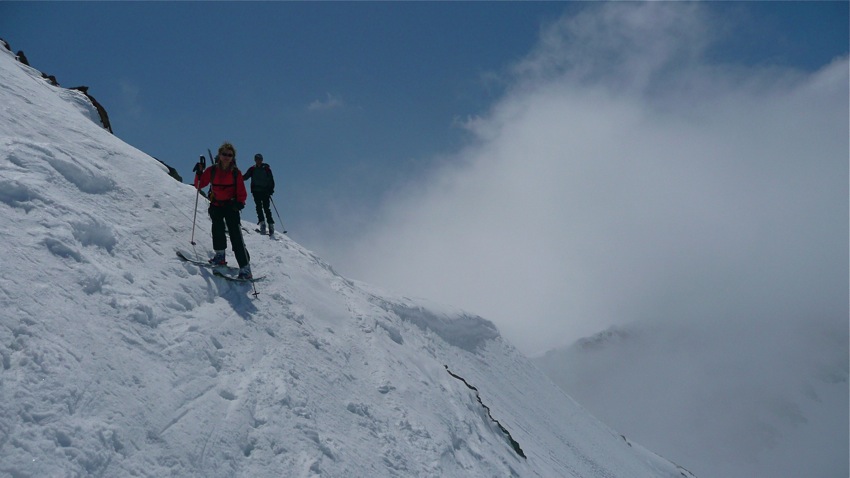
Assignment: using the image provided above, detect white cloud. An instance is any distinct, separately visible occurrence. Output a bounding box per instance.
[328,3,848,355]
[307,92,344,112]
[512,2,711,94]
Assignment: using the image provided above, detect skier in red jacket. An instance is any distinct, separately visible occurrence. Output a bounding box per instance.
[194,142,252,279]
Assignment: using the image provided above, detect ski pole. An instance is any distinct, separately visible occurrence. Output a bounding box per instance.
[190,155,205,245]
[270,197,287,234]
[190,187,200,245]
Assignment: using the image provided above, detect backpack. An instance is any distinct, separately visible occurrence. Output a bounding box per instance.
[248,164,274,193]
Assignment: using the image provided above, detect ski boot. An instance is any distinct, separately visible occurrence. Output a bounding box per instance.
[237,265,253,280]
[208,251,226,266]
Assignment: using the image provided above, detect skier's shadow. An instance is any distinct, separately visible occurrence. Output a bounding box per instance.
[217,281,260,320]
[188,266,260,320]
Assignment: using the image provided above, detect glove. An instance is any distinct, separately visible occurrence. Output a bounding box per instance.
[193,155,206,175]
[230,200,244,211]
[269,189,274,196]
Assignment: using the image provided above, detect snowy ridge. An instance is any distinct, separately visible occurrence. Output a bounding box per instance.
[0,46,692,477]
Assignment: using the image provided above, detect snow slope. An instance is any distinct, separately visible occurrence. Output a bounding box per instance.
[0,46,693,477]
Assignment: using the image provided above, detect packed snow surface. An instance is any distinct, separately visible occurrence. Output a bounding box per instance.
[0,46,693,477]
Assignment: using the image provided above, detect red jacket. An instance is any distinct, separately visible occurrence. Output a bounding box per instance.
[194,165,247,207]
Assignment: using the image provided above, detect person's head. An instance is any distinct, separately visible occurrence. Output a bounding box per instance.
[218,142,236,168]
[254,153,263,164]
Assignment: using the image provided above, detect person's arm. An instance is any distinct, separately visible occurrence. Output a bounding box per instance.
[194,166,211,189]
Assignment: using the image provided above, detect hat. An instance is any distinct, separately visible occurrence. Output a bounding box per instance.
[254,153,263,161]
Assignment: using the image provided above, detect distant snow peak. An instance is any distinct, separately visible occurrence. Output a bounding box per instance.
[575,325,634,350]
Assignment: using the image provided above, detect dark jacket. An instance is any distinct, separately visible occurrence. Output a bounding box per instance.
[243,163,275,194]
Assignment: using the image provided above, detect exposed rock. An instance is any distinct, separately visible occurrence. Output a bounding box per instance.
[70,86,112,133]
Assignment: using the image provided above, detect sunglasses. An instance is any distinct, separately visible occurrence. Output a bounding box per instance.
[219,152,234,158]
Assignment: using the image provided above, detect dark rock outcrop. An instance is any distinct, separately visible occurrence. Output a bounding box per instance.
[70,86,113,133]
[154,158,183,183]
[3,38,183,184]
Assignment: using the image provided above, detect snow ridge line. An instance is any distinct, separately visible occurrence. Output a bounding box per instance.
[443,365,527,459]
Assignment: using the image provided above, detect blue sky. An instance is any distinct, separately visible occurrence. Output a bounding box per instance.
[3,2,568,224]
[3,2,848,353]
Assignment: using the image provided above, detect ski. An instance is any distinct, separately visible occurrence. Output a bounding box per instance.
[213,270,265,283]
[175,250,239,272]
[255,229,283,238]
[255,229,274,236]
[177,250,264,282]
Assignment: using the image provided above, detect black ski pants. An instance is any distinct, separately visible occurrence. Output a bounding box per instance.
[253,191,273,225]
[209,204,250,267]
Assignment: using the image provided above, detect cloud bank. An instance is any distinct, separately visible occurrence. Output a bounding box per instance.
[329,3,848,354]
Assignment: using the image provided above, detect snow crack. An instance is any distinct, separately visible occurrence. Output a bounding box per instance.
[444,365,527,459]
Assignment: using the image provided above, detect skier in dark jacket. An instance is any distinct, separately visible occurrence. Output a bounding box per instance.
[243,153,276,235]
[194,142,252,279]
